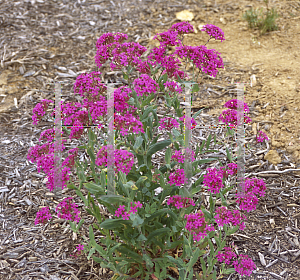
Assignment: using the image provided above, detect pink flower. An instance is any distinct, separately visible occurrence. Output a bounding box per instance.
[133,74,159,97]
[171,149,195,163]
[55,197,81,223]
[95,146,135,175]
[185,210,215,242]
[256,130,269,143]
[159,117,180,131]
[35,207,52,225]
[203,168,224,194]
[167,195,195,210]
[168,169,188,186]
[115,201,143,220]
[174,44,224,78]
[224,99,250,113]
[216,247,237,265]
[200,24,225,42]
[232,254,256,276]
[236,192,259,213]
[70,244,85,259]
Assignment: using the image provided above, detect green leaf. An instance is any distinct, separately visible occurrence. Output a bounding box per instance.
[83,182,106,196]
[165,147,171,164]
[76,218,85,232]
[87,247,96,260]
[224,268,236,274]
[198,140,205,155]
[226,147,233,162]
[187,248,200,273]
[108,243,123,257]
[202,208,212,220]
[206,134,212,150]
[191,83,200,93]
[192,108,205,120]
[133,136,144,152]
[100,170,106,190]
[116,244,144,263]
[142,254,154,268]
[97,194,126,205]
[131,214,144,228]
[145,227,171,247]
[137,233,147,242]
[166,255,185,267]
[191,186,202,195]
[147,139,171,158]
[89,225,95,243]
[99,219,132,230]
[200,257,207,276]
[142,93,155,107]
[141,106,158,127]
[226,225,239,236]
[135,176,148,188]
[122,71,129,80]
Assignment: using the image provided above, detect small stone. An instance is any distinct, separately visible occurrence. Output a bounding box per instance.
[220,17,226,25]
[264,150,281,165]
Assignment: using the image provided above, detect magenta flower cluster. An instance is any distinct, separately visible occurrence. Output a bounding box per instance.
[200,24,225,42]
[95,146,134,175]
[171,148,195,163]
[256,130,269,143]
[174,45,224,78]
[29,74,143,192]
[167,195,196,210]
[55,197,81,223]
[115,201,143,220]
[159,117,180,131]
[203,165,266,212]
[35,207,52,225]
[70,244,85,259]
[185,210,215,242]
[32,99,54,125]
[219,108,252,129]
[163,81,183,97]
[236,178,267,212]
[168,169,189,186]
[217,247,256,277]
[214,206,247,231]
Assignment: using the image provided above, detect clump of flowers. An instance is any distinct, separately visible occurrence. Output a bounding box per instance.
[167,195,195,209]
[159,117,180,131]
[35,207,52,225]
[168,169,188,186]
[171,149,195,163]
[32,99,54,125]
[115,201,143,220]
[256,130,269,143]
[214,206,247,231]
[55,197,81,223]
[185,210,215,242]
[70,244,85,259]
[95,146,135,175]
[217,247,256,277]
[235,177,266,212]
[203,167,225,194]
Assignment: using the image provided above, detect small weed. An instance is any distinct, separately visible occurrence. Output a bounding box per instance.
[242,0,280,36]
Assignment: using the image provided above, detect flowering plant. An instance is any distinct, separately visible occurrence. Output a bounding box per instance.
[28,22,269,280]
